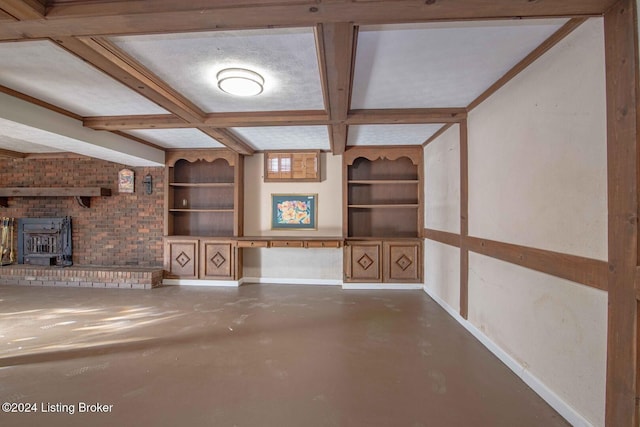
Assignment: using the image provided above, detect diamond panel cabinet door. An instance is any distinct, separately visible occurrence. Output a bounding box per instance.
[344,241,382,282]
[165,239,199,279]
[383,240,422,283]
[200,240,235,280]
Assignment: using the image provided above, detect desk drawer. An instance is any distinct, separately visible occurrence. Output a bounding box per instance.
[270,240,305,248]
[306,240,342,248]
[237,240,268,248]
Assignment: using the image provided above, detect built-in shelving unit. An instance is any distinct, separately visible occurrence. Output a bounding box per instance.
[165,150,242,238]
[163,149,244,281]
[344,146,423,238]
[342,146,424,284]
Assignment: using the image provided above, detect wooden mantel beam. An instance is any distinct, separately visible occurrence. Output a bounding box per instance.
[0,148,26,159]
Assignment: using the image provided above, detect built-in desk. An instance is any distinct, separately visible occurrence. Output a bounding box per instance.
[236,236,343,249]
[163,236,343,283]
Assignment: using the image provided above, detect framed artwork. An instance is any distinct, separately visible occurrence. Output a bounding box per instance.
[271,193,317,230]
[118,169,134,193]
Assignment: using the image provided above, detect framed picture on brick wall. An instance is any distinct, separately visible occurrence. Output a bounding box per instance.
[119,169,134,193]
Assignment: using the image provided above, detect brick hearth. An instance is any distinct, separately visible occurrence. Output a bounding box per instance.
[0,265,163,290]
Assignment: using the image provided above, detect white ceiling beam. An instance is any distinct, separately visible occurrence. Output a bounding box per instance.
[0,91,165,166]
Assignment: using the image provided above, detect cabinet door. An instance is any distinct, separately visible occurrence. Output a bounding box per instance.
[344,241,382,282]
[264,151,320,182]
[200,241,235,280]
[384,241,422,283]
[164,239,199,279]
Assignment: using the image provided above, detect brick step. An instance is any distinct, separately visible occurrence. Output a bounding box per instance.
[0,265,163,290]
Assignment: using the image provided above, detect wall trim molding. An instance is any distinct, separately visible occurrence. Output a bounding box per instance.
[422,285,594,427]
[423,228,460,248]
[424,228,608,291]
[242,277,342,286]
[342,283,423,290]
[162,279,241,287]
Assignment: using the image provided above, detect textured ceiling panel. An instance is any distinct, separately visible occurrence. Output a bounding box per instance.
[231,126,330,151]
[352,19,568,109]
[110,28,325,113]
[0,41,169,116]
[125,129,224,149]
[347,124,444,146]
[0,118,161,166]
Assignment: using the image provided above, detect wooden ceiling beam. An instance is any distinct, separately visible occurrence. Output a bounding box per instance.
[84,108,466,131]
[0,0,44,20]
[84,114,188,130]
[198,128,255,156]
[84,111,330,130]
[347,108,466,125]
[422,123,454,147]
[204,111,330,128]
[54,36,256,155]
[317,22,356,154]
[55,36,206,123]
[0,1,613,40]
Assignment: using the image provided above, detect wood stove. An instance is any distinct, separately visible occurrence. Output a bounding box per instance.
[18,217,73,267]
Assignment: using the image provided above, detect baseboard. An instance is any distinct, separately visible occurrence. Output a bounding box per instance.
[241,277,342,286]
[342,283,423,290]
[422,285,593,427]
[162,279,241,287]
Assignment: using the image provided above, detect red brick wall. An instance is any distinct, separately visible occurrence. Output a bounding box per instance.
[0,156,164,267]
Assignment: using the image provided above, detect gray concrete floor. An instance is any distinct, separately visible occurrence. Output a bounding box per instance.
[0,284,568,427]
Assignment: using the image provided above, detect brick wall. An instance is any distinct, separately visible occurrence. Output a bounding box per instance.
[0,156,164,267]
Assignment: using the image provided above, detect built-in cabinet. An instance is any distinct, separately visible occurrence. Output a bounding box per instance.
[343,146,423,284]
[264,150,320,182]
[162,146,423,285]
[344,239,422,283]
[164,150,243,280]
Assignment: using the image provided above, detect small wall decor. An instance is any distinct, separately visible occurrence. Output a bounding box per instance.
[118,169,134,193]
[143,173,153,195]
[271,193,317,230]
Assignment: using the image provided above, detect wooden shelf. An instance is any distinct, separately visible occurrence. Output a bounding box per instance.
[169,182,234,187]
[348,204,419,209]
[348,180,419,185]
[0,186,111,208]
[169,208,234,213]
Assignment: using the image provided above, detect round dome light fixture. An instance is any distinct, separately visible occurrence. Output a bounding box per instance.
[216,68,264,97]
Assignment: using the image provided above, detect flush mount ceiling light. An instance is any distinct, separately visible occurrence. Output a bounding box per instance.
[216,68,264,97]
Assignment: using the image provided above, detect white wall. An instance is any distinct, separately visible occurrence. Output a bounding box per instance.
[424,124,461,309]
[424,124,460,234]
[242,152,343,282]
[467,18,607,261]
[424,18,608,427]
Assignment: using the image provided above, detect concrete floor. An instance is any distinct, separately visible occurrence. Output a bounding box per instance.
[0,284,568,427]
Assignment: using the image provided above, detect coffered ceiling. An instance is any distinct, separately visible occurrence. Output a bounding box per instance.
[0,0,616,166]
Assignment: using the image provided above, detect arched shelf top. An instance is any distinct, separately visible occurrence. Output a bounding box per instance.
[343,146,422,167]
[166,149,238,167]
